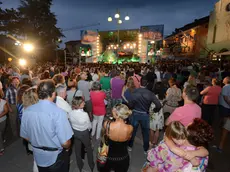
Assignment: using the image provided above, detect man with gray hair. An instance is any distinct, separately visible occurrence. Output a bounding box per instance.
[56,85,72,118]
[31,77,40,88]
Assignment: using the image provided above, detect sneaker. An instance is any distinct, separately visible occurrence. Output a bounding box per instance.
[127,146,132,152]
[212,145,222,153]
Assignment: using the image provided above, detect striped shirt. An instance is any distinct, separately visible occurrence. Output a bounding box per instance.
[16,103,24,120]
[6,85,17,105]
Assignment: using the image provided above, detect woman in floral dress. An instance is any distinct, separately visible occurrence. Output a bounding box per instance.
[149,95,164,147]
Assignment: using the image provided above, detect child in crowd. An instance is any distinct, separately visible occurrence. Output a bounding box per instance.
[143,119,213,172]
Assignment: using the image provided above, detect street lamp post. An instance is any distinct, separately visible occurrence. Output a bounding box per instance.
[64,50,67,69]
[108,10,130,47]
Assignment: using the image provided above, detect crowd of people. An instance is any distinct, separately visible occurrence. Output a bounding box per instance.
[0,59,229,172]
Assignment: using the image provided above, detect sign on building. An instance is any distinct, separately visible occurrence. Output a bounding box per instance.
[140,25,164,41]
[81,30,98,44]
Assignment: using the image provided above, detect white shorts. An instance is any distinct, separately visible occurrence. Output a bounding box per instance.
[223,118,230,131]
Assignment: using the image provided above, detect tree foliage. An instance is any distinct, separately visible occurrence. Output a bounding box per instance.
[1,0,63,48]
[0,7,19,34]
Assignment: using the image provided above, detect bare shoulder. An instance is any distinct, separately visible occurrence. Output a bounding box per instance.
[103,120,113,129]
[127,124,133,133]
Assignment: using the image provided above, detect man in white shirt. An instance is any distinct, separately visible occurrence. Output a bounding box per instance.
[56,85,72,118]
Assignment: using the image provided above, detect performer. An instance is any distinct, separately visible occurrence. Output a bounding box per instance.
[148,48,155,63]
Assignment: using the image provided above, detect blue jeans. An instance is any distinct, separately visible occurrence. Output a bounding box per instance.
[128,111,150,151]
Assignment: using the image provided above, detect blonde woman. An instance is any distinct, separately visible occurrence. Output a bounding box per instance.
[121,77,136,104]
[22,88,39,172]
[99,104,133,172]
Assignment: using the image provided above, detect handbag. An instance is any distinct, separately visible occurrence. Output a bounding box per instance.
[96,121,111,168]
[141,162,151,172]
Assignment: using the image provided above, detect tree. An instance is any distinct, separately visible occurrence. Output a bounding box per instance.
[0,5,19,34]
[0,0,63,61]
[0,5,18,35]
[17,0,64,47]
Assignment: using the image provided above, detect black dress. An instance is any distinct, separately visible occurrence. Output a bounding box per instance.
[99,139,130,172]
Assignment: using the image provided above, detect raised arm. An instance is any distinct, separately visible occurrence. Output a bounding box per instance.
[164,136,186,157]
[121,86,128,103]
[200,87,209,95]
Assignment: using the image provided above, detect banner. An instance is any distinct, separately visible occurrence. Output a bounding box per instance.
[140,25,164,41]
[81,30,98,44]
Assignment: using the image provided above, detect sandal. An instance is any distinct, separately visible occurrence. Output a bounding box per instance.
[212,145,223,153]
[0,149,4,156]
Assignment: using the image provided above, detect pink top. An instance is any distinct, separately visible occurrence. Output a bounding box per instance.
[202,86,222,105]
[90,91,106,116]
[167,103,201,126]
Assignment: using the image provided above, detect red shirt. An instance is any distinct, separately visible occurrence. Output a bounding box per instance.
[90,91,106,116]
[202,86,222,105]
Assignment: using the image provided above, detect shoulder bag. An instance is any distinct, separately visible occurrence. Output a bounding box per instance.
[96,120,111,168]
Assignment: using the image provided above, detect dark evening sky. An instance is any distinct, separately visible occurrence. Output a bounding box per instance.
[1,0,218,46]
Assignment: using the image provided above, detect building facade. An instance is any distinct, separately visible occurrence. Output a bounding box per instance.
[164,16,209,58]
[207,0,230,54]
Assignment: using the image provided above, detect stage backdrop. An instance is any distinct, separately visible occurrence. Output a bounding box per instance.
[140,25,164,41]
[81,30,98,44]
